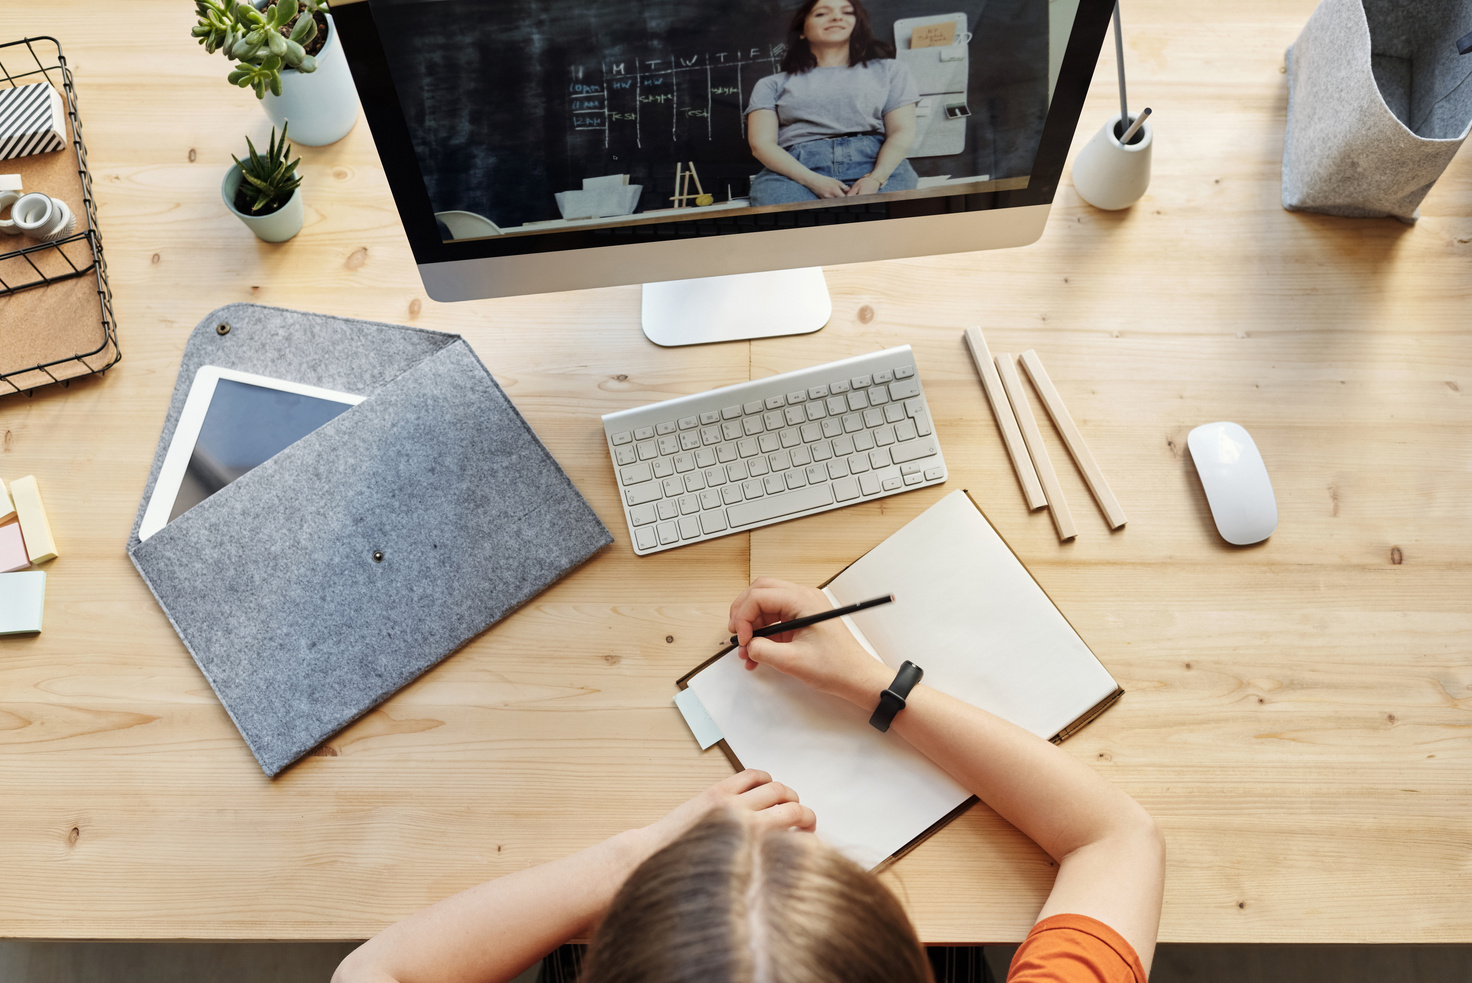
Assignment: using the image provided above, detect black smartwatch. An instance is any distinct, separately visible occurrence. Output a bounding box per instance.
[869,661,924,732]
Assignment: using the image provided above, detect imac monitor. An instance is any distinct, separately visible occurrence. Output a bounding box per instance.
[331,0,1114,344]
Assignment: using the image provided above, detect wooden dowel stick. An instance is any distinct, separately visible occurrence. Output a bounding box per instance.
[963,328,1046,510]
[995,353,1077,542]
[1020,349,1128,530]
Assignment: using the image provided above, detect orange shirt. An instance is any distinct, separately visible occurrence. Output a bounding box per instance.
[1006,913,1146,983]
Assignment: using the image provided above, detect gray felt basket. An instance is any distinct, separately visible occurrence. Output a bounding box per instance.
[1283,0,1472,221]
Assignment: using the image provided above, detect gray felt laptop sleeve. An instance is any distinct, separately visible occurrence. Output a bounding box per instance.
[127,304,613,777]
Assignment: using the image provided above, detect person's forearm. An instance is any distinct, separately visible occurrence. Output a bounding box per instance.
[835,660,1149,861]
[865,128,914,184]
[334,828,656,983]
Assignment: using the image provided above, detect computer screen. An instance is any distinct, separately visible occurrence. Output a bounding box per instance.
[332,0,1111,301]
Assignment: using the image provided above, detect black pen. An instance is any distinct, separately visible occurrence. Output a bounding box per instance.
[729,594,895,646]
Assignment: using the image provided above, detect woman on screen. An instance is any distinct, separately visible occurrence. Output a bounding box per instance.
[745,0,921,205]
[334,579,1166,983]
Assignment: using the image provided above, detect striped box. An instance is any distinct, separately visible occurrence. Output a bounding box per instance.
[0,82,65,161]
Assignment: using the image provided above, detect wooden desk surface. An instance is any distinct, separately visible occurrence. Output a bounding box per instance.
[3,0,1469,944]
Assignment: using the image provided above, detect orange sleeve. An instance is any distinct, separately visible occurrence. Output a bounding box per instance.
[1005,913,1147,983]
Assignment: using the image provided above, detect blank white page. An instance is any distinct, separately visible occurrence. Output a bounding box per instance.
[827,490,1118,740]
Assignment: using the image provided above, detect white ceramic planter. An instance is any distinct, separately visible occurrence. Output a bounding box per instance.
[223,164,304,242]
[261,13,359,147]
[1072,113,1153,211]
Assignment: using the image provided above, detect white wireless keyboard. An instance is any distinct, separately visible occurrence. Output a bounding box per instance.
[602,346,947,554]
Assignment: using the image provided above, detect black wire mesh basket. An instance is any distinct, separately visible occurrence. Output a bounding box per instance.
[0,36,120,397]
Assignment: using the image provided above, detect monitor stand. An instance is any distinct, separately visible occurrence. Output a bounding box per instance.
[641,267,831,347]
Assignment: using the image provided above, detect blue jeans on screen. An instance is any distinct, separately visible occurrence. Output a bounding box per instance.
[749,134,919,206]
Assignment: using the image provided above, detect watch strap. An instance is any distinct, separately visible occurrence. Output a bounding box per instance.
[869,660,924,732]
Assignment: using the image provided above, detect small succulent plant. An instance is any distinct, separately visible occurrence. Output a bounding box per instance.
[232,123,303,214]
[193,0,328,99]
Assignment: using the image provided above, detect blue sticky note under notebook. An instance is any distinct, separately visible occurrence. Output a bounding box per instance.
[0,570,45,634]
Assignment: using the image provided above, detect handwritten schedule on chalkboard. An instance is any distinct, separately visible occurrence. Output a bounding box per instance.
[371,0,1048,231]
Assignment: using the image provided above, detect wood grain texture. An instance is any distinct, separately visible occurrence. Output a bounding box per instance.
[996,352,1078,541]
[0,0,1469,945]
[1019,348,1127,529]
[964,328,1046,510]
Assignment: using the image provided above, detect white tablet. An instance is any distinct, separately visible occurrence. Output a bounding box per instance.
[138,367,364,542]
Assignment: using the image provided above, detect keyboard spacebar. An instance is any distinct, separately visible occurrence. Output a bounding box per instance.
[727,484,835,527]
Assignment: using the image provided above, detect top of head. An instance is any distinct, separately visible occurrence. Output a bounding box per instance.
[330,0,1116,303]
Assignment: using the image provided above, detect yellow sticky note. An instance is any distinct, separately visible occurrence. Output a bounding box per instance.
[0,478,13,523]
[9,475,57,564]
[911,22,957,49]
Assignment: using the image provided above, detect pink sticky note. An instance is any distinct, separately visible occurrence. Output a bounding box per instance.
[0,521,28,573]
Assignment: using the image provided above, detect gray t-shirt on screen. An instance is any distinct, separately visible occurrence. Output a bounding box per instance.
[745,60,921,149]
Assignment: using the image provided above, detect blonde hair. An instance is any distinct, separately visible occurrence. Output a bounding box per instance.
[582,810,931,983]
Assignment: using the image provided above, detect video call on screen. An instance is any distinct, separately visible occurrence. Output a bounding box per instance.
[369,0,1063,237]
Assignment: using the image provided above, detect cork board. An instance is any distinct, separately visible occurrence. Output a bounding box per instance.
[0,73,116,394]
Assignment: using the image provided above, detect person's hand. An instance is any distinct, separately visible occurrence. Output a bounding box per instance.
[804,174,850,198]
[638,769,816,856]
[844,174,883,196]
[727,577,892,708]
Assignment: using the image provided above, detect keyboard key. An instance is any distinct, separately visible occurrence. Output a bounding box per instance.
[827,459,849,479]
[743,400,764,415]
[716,444,737,463]
[634,426,655,440]
[832,434,855,456]
[895,419,918,441]
[635,526,658,551]
[870,449,889,469]
[742,479,765,499]
[763,474,785,495]
[890,439,938,464]
[805,464,827,484]
[722,421,743,441]
[701,510,729,534]
[747,457,770,476]
[673,452,695,472]
[904,473,923,485]
[863,408,884,428]
[620,462,651,485]
[727,461,749,481]
[873,369,894,385]
[853,430,875,451]
[722,484,744,505]
[805,402,827,421]
[679,515,702,539]
[867,386,889,405]
[662,477,683,497]
[679,494,701,515]
[811,441,833,462]
[616,445,637,466]
[727,482,835,527]
[846,453,870,473]
[658,499,679,520]
[678,416,698,430]
[759,433,780,453]
[832,476,860,501]
[684,472,705,492]
[611,431,633,445]
[842,413,863,434]
[700,488,722,509]
[900,462,925,476]
[680,431,701,451]
[786,470,807,489]
[822,418,843,438]
[884,402,906,424]
[765,395,786,410]
[800,423,821,442]
[851,374,872,389]
[847,390,869,411]
[913,409,933,437]
[889,378,920,400]
[722,405,742,420]
[894,365,915,379]
[737,438,759,458]
[764,410,785,430]
[924,467,944,481]
[769,450,791,471]
[743,416,764,436]
[695,447,716,468]
[637,441,657,460]
[785,406,806,426]
[826,395,847,415]
[658,435,680,455]
[790,445,812,466]
[874,426,896,447]
[808,384,829,399]
[657,421,677,435]
[625,480,663,506]
[704,467,727,487]
[657,521,679,545]
[700,411,720,425]
[701,426,721,446]
[786,390,807,403]
[780,428,801,448]
[859,474,882,496]
[653,459,674,479]
[630,503,657,526]
[882,476,902,491]
[831,379,850,394]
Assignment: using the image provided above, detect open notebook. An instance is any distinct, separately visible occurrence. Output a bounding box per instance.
[676,490,1122,870]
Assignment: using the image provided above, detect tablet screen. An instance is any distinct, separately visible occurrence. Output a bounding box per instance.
[168,378,355,522]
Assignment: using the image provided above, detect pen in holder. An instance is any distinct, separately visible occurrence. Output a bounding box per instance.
[1071,2,1154,210]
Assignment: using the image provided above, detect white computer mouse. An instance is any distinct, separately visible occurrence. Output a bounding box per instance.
[1186,422,1277,545]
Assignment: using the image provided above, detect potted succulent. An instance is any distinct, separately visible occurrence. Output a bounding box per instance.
[222,123,305,242]
[192,0,359,146]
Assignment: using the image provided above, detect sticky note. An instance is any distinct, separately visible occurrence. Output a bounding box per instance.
[675,687,724,750]
[911,22,956,49]
[9,475,57,563]
[0,521,27,573]
[0,478,13,523]
[0,570,45,635]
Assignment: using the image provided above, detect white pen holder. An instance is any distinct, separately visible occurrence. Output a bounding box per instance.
[1071,113,1153,211]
